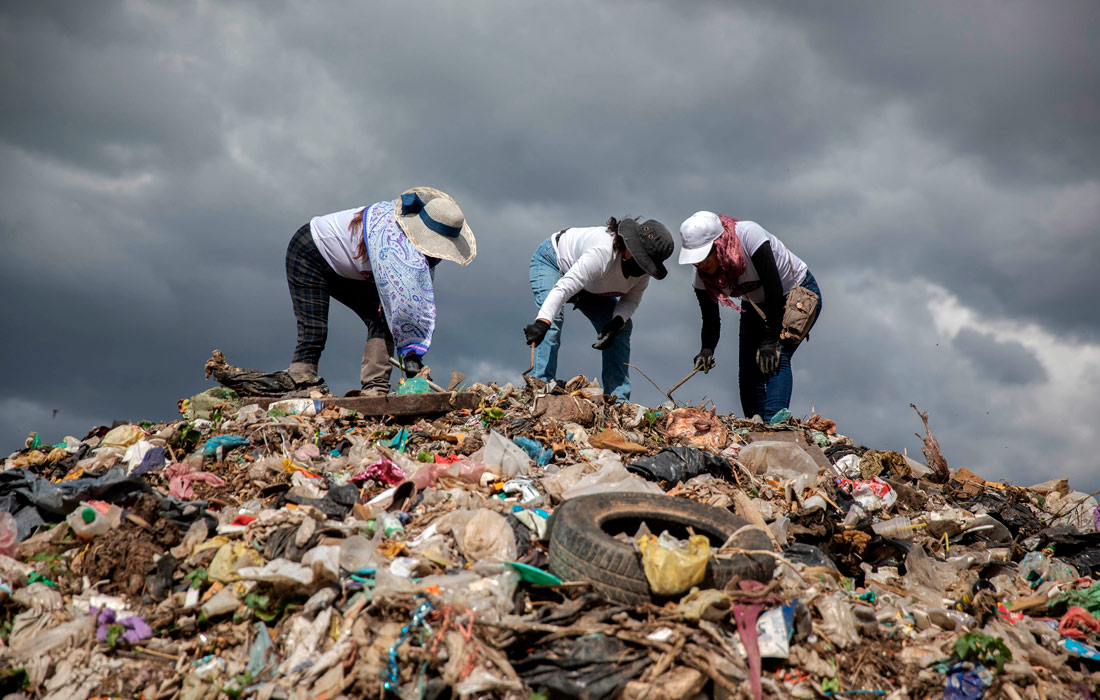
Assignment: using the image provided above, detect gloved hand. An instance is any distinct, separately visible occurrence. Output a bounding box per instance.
[524,319,551,346]
[693,348,716,373]
[756,340,782,375]
[403,353,424,376]
[592,316,626,350]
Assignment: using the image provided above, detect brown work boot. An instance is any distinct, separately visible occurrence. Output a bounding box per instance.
[287,362,318,385]
[360,337,394,395]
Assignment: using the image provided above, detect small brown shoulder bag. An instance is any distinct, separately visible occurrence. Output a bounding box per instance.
[747,285,819,345]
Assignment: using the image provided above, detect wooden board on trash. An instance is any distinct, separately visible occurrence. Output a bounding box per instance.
[743,431,832,473]
[243,392,480,416]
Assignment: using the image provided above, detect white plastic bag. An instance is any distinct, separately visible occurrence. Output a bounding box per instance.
[738,441,819,479]
[481,430,531,477]
[459,510,517,563]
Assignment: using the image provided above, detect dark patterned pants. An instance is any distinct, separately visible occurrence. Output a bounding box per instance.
[285,224,391,365]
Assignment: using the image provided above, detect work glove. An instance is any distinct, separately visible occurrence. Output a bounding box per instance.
[693,348,716,373]
[403,353,424,376]
[592,316,626,350]
[756,339,782,375]
[524,319,551,346]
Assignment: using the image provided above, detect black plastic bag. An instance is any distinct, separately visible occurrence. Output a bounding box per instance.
[627,446,732,483]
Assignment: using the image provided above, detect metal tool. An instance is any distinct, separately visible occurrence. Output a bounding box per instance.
[522,344,536,376]
[387,357,447,393]
[625,363,700,405]
[666,368,700,401]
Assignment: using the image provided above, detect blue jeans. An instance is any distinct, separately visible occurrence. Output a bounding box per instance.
[738,270,821,421]
[529,237,633,399]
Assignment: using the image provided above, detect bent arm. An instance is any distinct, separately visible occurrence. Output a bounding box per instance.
[536,247,611,320]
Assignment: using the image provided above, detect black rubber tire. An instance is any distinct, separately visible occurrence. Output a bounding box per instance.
[548,493,775,605]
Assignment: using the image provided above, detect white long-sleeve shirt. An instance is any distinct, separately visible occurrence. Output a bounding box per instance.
[537,227,650,321]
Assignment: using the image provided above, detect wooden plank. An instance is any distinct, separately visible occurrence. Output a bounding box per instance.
[243,392,480,416]
[744,430,832,473]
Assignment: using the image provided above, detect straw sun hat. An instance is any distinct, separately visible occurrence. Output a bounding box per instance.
[395,187,476,266]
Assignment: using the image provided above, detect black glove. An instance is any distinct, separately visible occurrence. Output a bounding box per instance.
[693,348,716,373]
[403,353,424,376]
[592,316,626,350]
[756,340,781,375]
[524,319,551,346]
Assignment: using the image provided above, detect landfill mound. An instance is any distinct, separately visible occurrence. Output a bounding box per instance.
[1,366,1099,700]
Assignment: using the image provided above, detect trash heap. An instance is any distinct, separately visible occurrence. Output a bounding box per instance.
[1,360,1099,699]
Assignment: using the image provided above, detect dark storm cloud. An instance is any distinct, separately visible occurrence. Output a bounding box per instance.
[1,1,1097,492]
[952,328,1047,386]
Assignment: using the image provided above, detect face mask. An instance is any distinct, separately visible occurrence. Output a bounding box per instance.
[621,256,645,278]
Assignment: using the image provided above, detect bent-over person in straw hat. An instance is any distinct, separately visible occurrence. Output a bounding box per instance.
[285,187,476,395]
[523,217,674,400]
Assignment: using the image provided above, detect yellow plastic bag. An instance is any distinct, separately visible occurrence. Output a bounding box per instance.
[636,532,711,596]
[100,424,145,448]
[208,541,265,582]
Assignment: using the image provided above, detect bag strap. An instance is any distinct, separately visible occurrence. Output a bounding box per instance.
[747,297,767,321]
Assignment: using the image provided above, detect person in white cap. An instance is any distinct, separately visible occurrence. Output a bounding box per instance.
[285,187,475,396]
[678,211,821,421]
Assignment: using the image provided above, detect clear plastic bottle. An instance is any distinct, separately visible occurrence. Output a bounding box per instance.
[65,503,121,540]
[1017,550,1078,586]
[379,513,405,541]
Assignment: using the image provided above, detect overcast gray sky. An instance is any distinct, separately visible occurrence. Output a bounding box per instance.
[2,1,1098,493]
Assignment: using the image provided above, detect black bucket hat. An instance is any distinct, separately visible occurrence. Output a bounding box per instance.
[618,218,674,280]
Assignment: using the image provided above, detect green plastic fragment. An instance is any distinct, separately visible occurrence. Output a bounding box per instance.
[27,572,56,587]
[506,562,563,586]
[396,376,432,395]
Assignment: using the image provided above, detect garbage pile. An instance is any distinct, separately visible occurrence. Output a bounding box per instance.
[1,364,1099,699]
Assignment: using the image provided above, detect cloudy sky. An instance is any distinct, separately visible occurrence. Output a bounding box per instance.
[2,1,1098,492]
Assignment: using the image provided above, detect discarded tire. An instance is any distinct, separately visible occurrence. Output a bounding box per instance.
[548,493,775,605]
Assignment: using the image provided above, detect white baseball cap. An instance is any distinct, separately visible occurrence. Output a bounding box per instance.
[678,211,723,265]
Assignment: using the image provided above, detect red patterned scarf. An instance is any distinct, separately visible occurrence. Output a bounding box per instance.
[698,216,762,309]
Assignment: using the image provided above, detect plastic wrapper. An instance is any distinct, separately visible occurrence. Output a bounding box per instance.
[237,559,315,588]
[208,541,265,583]
[814,593,859,649]
[0,512,17,556]
[184,387,243,420]
[339,533,381,573]
[301,545,340,582]
[540,463,592,501]
[561,459,663,500]
[122,440,156,472]
[835,475,897,511]
[396,376,432,394]
[354,457,406,486]
[904,543,946,607]
[482,430,531,477]
[410,459,485,489]
[267,398,324,416]
[513,436,553,465]
[459,509,517,563]
[100,424,146,448]
[635,531,710,596]
[738,441,818,480]
[425,566,519,623]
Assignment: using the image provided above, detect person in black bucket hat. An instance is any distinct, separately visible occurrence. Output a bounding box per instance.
[524,217,674,400]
